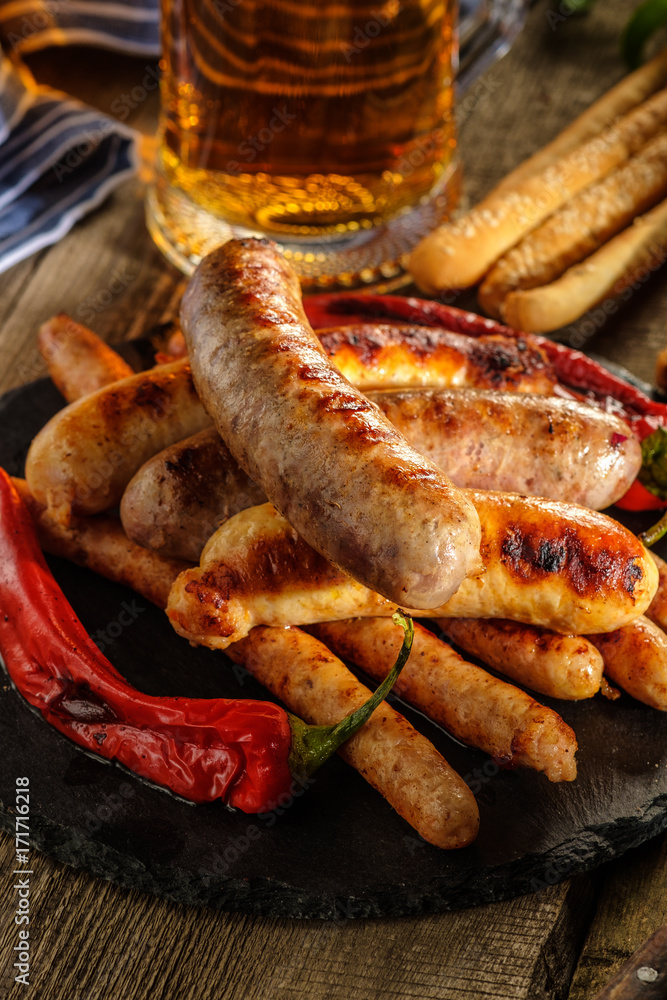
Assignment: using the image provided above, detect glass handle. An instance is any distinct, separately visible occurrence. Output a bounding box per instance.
[457,0,530,93]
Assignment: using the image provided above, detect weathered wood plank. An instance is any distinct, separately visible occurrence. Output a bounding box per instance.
[0,831,595,1000]
[567,832,667,999]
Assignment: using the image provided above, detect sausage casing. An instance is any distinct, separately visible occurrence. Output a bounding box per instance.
[229,626,480,849]
[38,314,134,402]
[316,323,557,393]
[588,616,667,711]
[180,238,482,609]
[439,618,603,701]
[120,427,267,560]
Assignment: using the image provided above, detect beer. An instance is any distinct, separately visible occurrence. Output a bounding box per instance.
[148,0,459,283]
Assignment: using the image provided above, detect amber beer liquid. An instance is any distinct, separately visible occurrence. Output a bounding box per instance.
[148,0,459,284]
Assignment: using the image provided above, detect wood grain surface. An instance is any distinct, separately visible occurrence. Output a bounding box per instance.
[2,3,667,998]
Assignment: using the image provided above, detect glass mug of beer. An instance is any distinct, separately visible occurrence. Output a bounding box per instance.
[146,0,526,289]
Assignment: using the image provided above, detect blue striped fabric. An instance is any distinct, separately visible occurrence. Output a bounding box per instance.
[0,1,157,274]
[0,1,160,57]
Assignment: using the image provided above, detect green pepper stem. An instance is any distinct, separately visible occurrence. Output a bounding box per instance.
[287,610,414,780]
[640,510,667,547]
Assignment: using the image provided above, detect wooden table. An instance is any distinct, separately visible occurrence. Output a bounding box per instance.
[2,2,667,997]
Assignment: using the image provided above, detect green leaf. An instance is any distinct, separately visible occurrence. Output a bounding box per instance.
[638,426,667,498]
[622,0,667,70]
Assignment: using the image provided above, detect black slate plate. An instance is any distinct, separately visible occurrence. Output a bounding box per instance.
[1,376,667,920]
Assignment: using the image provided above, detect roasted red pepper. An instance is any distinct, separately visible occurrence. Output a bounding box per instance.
[615,480,667,512]
[0,468,413,813]
[304,293,667,511]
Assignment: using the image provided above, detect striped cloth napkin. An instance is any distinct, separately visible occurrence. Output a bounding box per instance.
[0,1,160,274]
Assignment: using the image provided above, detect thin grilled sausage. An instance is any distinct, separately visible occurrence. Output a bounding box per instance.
[229,627,480,849]
[439,619,603,701]
[38,314,134,402]
[12,477,190,609]
[25,359,212,523]
[308,618,578,781]
[180,238,482,609]
[166,495,658,649]
[588,615,667,710]
[646,550,667,632]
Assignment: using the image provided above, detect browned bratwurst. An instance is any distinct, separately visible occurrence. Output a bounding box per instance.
[121,388,641,562]
[154,322,558,392]
[316,324,558,393]
[25,359,211,523]
[121,427,267,560]
[376,388,640,509]
[38,314,134,400]
[166,496,658,648]
[180,239,482,609]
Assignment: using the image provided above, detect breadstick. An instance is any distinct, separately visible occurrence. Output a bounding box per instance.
[438,618,603,701]
[588,615,667,710]
[38,314,134,403]
[408,86,667,293]
[13,475,478,848]
[501,195,667,332]
[479,131,667,317]
[493,46,667,194]
[308,619,578,781]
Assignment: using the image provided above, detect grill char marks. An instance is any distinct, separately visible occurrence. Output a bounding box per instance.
[317,323,557,392]
[499,524,643,598]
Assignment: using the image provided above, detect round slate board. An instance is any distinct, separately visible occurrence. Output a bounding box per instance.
[1,376,667,920]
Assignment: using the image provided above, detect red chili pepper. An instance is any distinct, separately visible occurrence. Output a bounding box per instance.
[0,468,413,813]
[614,480,667,512]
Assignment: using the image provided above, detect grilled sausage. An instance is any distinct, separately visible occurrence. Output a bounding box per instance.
[25,359,212,523]
[121,388,641,561]
[38,314,134,402]
[180,238,482,609]
[439,619,603,700]
[316,324,557,393]
[120,428,266,561]
[308,618,578,781]
[12,477,190,609]
[166,495,658,649]
[588,615,667,710]
[646,550,667,632]
[146,322,558,393]
[374,388,640,510]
